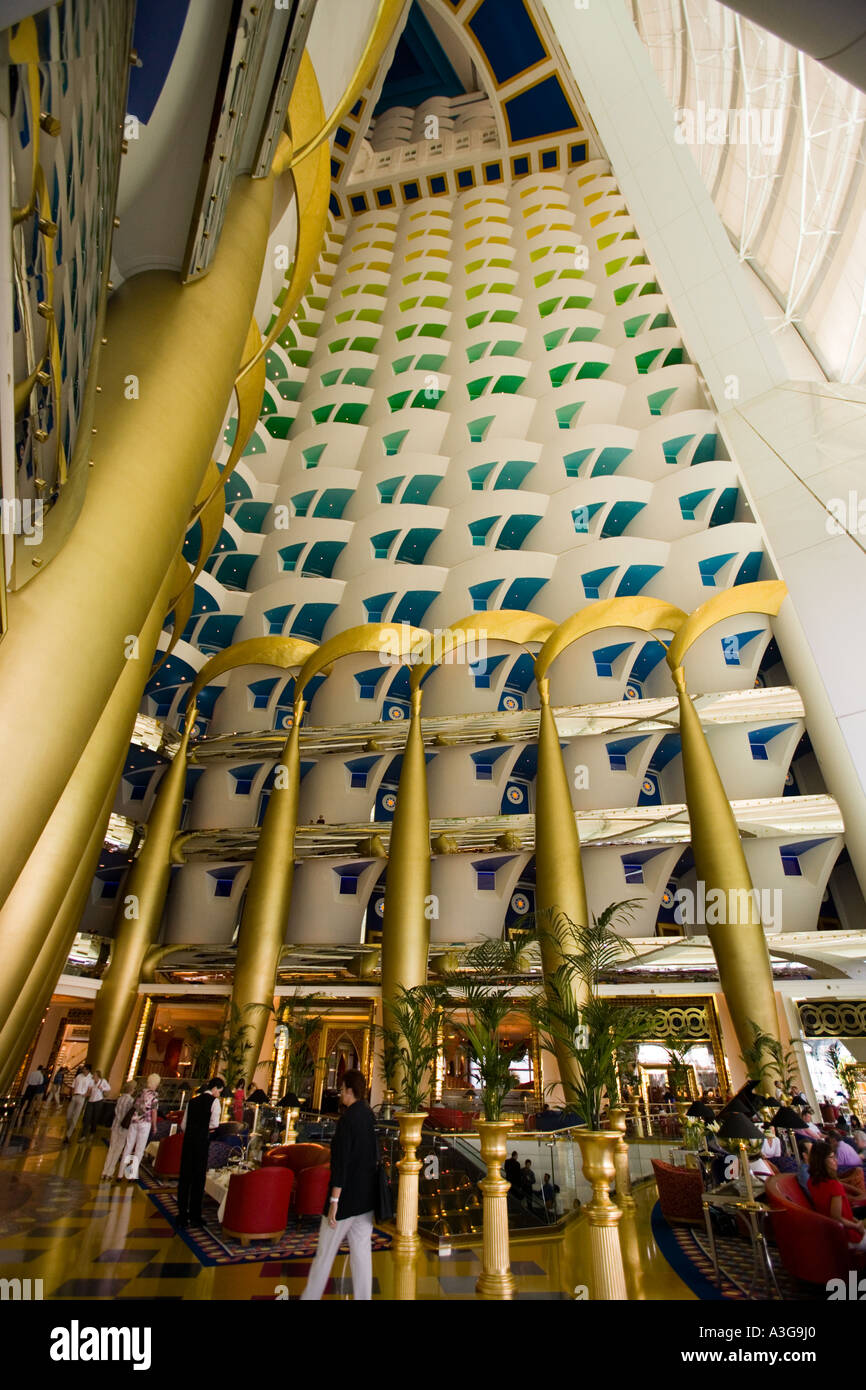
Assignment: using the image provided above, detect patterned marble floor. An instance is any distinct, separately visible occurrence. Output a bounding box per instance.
[0,1109,692,1301]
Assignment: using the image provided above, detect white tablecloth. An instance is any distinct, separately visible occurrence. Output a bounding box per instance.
[204,1170,232,1222]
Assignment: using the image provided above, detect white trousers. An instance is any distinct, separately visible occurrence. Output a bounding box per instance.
[102,1126,130,1178]
[121,1118,151,1179]
[300,1210,374,1301]
[65,1094,86,1137]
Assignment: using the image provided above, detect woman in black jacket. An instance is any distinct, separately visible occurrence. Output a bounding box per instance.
[300,1068,379,1301]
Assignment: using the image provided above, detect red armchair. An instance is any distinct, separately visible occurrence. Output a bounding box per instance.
[153,1131,184,1177]
[765,1174,866,1286]
[221,1168,294,1246]
[651,1159,704,1226]
[262,1143,330,1176]
[295,1163,331,1218]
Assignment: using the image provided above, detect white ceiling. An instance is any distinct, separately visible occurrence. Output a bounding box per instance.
[633,0,866,385]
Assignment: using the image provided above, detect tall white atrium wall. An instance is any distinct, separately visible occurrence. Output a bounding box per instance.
[91,170,848,966]
[543,0,866,904]
[78,3,866,1094]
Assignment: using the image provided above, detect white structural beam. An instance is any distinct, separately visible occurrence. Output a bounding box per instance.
[541,0,787,409]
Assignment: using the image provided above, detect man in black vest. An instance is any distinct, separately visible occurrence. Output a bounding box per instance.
[177,1077,225,1229]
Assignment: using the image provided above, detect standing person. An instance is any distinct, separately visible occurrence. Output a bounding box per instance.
[520,1159,537,1207]
[19,1064,45,1118]
[64,1064,91,1142]
[80,1070,110,1139]
[300,1069,378,1301]
[48,1065,67,1108]
[232,1078,245,1123]
[542,1173,560,1216]
[120,1074,161,1181]
[101,1083,136,1180]
[503,1150,521,1190]
[176,1078,225,1229]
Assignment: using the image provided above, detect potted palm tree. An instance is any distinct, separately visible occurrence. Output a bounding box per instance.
[533,902,646,1300]
[377,983,444,1255]
[666,1046,694,1126]
[273,994,325,1140]
[441,937,531,1299]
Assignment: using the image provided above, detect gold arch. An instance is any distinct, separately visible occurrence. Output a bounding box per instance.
[665,580,788,679]
[535,597,688,686]
[409,609,557,691]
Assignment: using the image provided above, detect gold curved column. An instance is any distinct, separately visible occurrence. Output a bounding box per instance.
[533,600,687,1100]
[380,685,431,1038]
[226,626,427,1076]
[87,713,197,1075]
[0,557,177,1038]
[0,169,275,909]
[231,699,305,1082]
[665,582,788,1076]
[0,780,116,1094]
[382,613,556,1051]
[533,677,585,1101]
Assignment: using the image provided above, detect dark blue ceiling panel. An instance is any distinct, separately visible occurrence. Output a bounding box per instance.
[469,0,547,85]
[504,75,578,141]
[128,0,191,125]
[375,1,465,116]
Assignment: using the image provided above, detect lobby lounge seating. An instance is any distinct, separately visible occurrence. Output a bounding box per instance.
[262,1142,330,1175]
[651,1158,704,1226]
[765,1174,866,1285]
[153,1131,184,1177]
[221,1167,294,1246]
[426,1107,475,1132]
[295,1163,331,1217]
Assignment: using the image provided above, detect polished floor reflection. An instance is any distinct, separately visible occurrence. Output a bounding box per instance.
[0,1110,693,1300]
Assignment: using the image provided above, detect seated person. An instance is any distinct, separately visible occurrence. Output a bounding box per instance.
[850,1121,866,1154]
[795,1139,813,1195]
[795,1109,823,1141]
[819,1097,840,1125]
[833,1132,863,1169]
[827,1136,866,1207]
[761,1125,782,1164]
[808,1141,866,1249]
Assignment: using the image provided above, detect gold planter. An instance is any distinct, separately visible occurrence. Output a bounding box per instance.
[393,1112,427,1256]
[576,1130,628,1300]
[607,1107,634,1210]
[475,1118,516,1299]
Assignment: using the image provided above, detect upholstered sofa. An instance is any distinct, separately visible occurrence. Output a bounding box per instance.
[765,1173,866,1285]
[651,1158,704,1226]
[221,1167,294,1245]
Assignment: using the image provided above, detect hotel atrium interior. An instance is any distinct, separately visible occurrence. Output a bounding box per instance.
[2,0,866,1312]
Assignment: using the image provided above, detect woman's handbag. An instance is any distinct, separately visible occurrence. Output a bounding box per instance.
[119,1104,134,1130]
[374,1162,394,1223]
